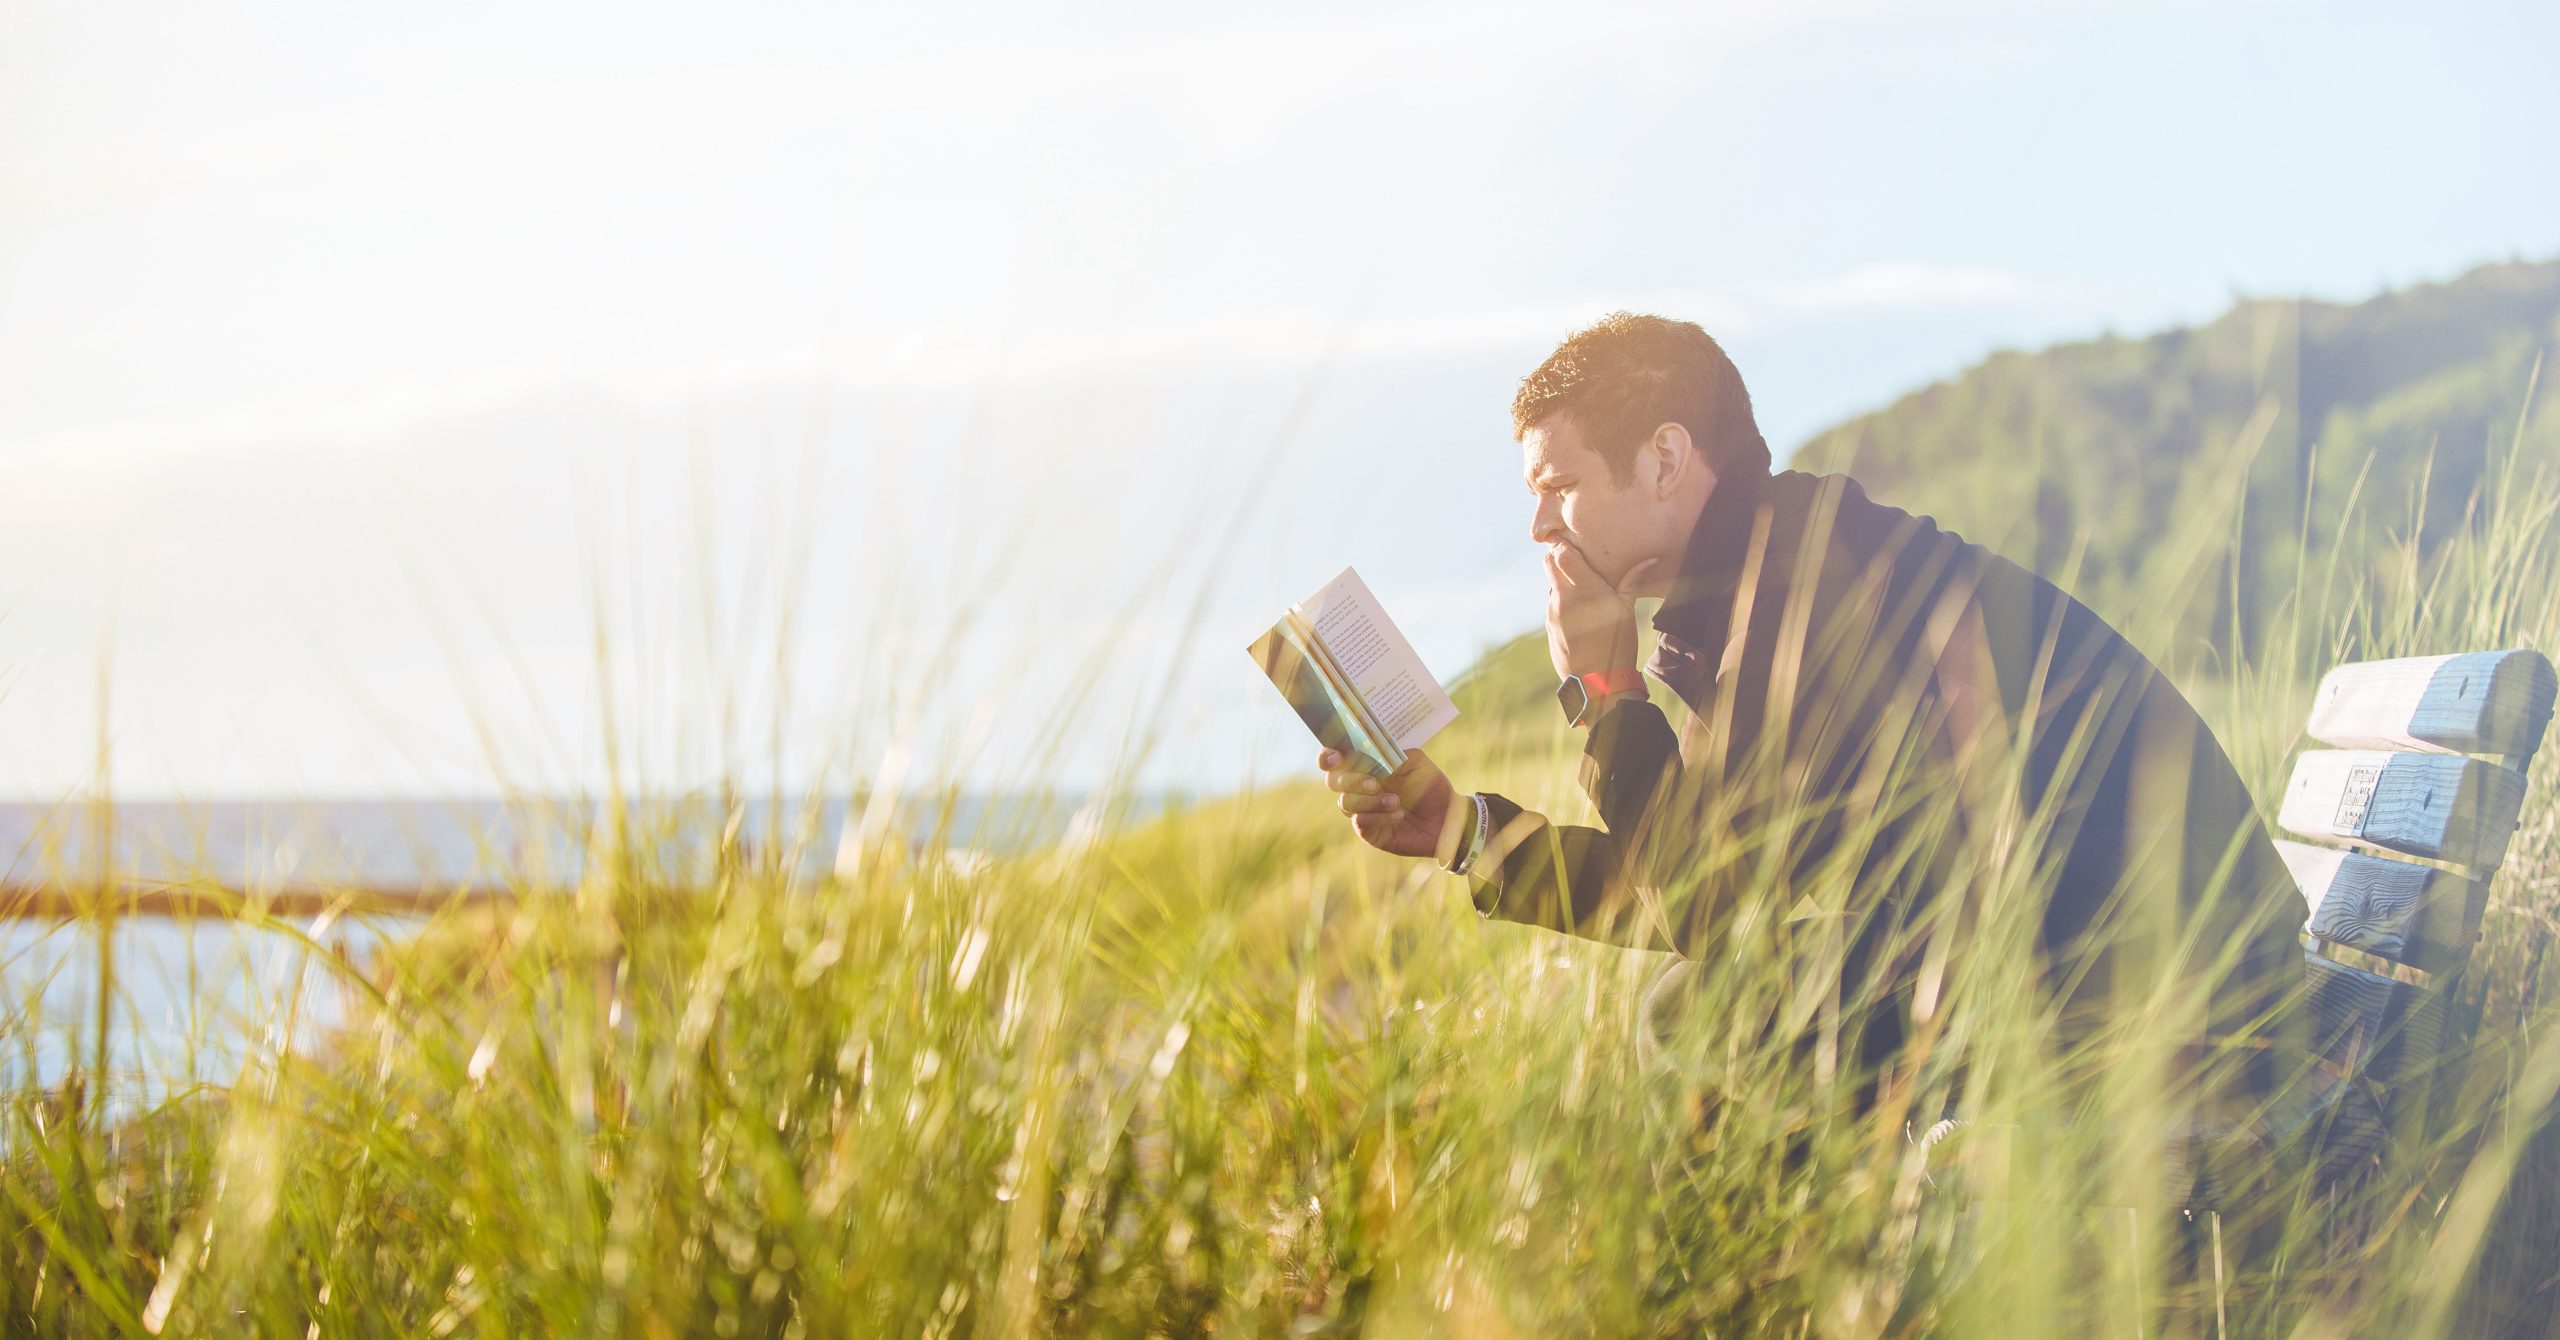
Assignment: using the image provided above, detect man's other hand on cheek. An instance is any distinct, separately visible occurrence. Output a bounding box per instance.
[1544,540,1655,681]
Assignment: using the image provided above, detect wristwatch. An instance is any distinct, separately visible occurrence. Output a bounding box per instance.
[1556,667,1646,727]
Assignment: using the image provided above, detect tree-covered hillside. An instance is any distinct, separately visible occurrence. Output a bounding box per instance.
[1796,258,2560,671]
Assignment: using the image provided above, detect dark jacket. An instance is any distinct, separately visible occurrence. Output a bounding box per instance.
[1468,468,2305,1103]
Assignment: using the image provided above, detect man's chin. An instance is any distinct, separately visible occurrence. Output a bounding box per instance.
[1550,536,1615,579]
[1560,540,1656,596]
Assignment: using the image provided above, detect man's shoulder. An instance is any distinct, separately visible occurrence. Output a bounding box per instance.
[1776,469,1961,543]
[1766,469,1989,591]
[1775,469,2155,687]
[1780,469,2097,607]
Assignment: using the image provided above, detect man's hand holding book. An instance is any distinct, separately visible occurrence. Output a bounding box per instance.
[1317,745,1473,866]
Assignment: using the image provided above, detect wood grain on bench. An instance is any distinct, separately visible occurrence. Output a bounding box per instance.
[2275,839,2483,973]
[2304,649,2558,757]
[2276,749,2528,869]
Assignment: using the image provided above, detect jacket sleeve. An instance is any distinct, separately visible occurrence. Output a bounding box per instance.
[1465,698,1684,950]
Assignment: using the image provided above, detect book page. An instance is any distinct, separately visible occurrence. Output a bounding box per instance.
[1296,567,1458,752]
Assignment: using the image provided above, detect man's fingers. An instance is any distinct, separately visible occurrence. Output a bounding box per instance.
[1328,766,1387,795]
[1543,547,1579,602]
[1336,790,1400,816]
[1549,540,1595,586]
[1317,748,1339,771]
[1542,545,1581,596]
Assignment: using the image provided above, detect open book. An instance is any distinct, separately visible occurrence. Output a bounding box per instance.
[1247,567,1458,777]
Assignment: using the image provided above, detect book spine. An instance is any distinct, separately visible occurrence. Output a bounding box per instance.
[1288,608,1405,771]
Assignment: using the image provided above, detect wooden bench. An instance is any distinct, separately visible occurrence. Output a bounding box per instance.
[2269,648,2556,1195]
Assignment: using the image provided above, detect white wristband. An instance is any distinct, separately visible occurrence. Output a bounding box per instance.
[1447,792,1491,876]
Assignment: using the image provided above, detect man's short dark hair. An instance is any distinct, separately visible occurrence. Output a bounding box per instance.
[1510,312,1771,483]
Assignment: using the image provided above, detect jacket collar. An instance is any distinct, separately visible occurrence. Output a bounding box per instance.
[1650,465,1775,649]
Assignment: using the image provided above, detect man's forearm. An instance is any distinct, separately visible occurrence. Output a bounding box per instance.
[1464,795,1675,951]
[1457,696,1685,950]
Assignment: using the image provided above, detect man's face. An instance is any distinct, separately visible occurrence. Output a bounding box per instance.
[1520,416,1673,593]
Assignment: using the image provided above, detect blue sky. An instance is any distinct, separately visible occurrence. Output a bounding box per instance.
[2,0,2555,799]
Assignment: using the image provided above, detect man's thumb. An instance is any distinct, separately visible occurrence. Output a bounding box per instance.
[1389,747,1440,794]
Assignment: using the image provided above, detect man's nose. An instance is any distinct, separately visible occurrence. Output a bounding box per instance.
[1530,498,1561,544]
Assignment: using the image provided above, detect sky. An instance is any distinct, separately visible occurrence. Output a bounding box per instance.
[2,0,2556,801]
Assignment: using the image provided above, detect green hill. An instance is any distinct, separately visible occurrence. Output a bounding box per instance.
[1793,257,2560,668]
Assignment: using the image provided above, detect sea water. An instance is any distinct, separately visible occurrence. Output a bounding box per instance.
[1,914,411,1113]
[0,792,1172,1110]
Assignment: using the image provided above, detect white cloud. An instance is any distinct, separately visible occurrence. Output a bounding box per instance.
[0,275,2021,517]
[1771,262,2076,312]
[0,258,2110,477]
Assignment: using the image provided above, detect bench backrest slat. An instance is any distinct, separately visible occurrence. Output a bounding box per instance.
[2275,838,2483,973]
[2305,649,2558,757]
[2276,749,2529,869]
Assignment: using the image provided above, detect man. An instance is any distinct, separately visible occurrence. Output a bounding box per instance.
[1318,313,2308,1191]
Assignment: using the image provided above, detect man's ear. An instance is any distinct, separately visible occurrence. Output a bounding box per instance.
[1646,422,1695,500]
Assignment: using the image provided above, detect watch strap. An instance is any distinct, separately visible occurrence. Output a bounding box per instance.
[1578,667,1644,699]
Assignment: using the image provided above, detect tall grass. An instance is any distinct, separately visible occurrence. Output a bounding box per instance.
[3,409,2557,1337]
